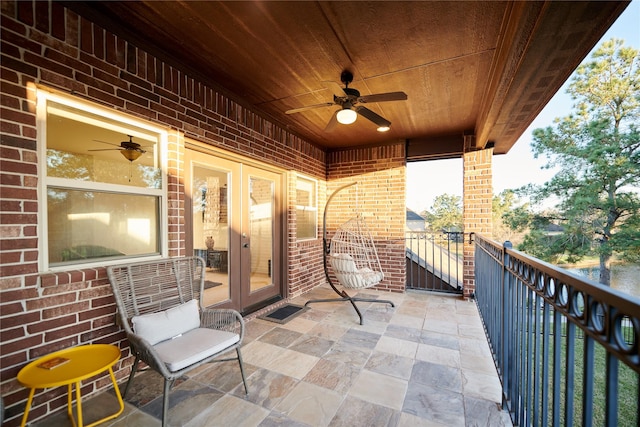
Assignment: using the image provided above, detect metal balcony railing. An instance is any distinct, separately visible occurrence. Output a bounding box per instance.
[474,235,640,427]
[405,231,465,293]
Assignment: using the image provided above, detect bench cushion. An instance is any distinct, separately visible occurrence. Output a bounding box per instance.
[132,299,200,345]
[154,327,240,372]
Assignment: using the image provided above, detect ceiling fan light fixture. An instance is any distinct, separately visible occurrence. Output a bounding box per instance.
[120,149,142,162]
[377,125,390,132]
[336,108,357,125]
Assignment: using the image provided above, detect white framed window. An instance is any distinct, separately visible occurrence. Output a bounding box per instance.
[295,175,317,240]
[37,90,167,270]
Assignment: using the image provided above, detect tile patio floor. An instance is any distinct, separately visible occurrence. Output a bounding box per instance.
[33,285,512,427]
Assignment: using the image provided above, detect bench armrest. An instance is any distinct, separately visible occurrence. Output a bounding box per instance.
[200,308,245,342]
[126,332,175,378]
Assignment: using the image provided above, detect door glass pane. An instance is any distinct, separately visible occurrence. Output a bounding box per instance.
[249,176,274,292]
[192,165,230,306]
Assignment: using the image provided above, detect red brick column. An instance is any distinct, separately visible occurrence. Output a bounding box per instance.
[462,148,493,298]
[0,2,327,423]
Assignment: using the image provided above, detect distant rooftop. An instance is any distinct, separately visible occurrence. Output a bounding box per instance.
[406,208,426,222]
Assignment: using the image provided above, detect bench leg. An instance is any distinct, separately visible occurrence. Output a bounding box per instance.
[123,355,141,398]
[237,348,249,395]
[162,379,174,427]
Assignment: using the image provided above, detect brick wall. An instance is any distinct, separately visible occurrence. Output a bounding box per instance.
[327,144,407,293]
[0,2,331,424]
[0,2,409,424]
[462,148,493,298]
[168,131,186,257]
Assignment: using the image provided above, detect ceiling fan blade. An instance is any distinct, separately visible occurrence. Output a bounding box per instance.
[92,139,120,147]
[323,81,347,97]
[358,91,408,103]
[88,148,121,152]
[285,102,335,114]
[355,106,391,128]
[324,110,339,132]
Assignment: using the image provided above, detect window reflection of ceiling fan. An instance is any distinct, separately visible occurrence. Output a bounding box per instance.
[285,70,408,132]
[89,135,147,162]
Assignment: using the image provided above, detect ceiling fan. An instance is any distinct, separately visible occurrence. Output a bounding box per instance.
[285,70,407,132]
[89,135,147,162]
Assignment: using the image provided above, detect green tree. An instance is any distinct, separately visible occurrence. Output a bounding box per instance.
[523,38,640,285]
[492,190,531,244]
[424,193,462,233]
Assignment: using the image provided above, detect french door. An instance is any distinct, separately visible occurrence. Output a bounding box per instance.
[185,149,282,313]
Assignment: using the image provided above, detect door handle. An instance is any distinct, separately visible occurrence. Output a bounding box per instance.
[243,243,249,248]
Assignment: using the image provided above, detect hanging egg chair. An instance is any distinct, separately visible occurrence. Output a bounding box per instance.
[329,216,384,289]
[305,182,394,324]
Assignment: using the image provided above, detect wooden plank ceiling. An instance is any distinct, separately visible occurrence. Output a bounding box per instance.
[63,1,628,158]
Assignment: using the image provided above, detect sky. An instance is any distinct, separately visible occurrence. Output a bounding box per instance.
[406,1,640,214]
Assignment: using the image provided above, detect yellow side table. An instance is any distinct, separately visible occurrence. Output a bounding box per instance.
[17,344,124,427]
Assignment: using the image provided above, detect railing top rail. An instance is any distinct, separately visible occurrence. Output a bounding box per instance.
[476,234,640,309]
[475,233,640,374]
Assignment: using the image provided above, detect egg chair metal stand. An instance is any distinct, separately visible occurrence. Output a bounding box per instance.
[304,182,394,325]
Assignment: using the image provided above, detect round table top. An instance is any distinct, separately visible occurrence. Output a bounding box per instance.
[17,344,121,389]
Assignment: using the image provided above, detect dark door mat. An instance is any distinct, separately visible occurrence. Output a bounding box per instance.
[204,280,223,289]
[259,304,308,324]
